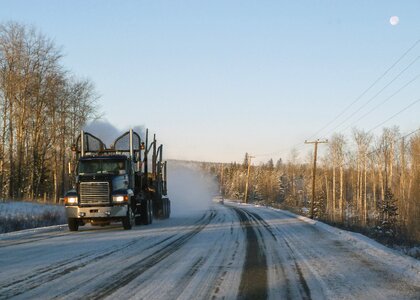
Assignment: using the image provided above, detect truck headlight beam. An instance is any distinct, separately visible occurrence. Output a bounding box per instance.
[64,196,78,205]
[112,195,128,203]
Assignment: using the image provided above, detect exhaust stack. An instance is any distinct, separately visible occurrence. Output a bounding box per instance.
[81,130,85,157]
[129,128,134,159]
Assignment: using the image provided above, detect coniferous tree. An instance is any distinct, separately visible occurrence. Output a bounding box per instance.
[378,188,399,242]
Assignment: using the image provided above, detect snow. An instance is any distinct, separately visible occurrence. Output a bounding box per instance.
[265,205,420,285]
[0,204,246,299]
[0,200,66,234]
[1,163,419,300]
[0,199,419,299]
[232,201,420,298]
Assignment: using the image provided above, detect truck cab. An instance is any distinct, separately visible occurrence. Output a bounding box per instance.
[65,155,135,231]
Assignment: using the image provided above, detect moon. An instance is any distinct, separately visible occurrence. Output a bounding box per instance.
[390,16,399,26]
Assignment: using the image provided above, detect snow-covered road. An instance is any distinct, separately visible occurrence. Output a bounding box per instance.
[0,202,419,299]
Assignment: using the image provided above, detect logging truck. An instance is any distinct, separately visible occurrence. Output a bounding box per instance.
[64,129,170,231]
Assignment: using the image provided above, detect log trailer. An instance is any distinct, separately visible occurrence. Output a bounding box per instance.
[64,129,170,231]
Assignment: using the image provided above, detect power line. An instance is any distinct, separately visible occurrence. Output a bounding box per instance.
[367,97,420,133]
[253,143,306,158]
[402,128,420,139]
[327,55,420,135]
[333,128,420,168]
[307,38,420,140]
[341,72,420,132]
[364,127,420,159]
[252,40,420,161]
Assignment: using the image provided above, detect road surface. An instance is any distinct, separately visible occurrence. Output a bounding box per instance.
[0,201,419,299]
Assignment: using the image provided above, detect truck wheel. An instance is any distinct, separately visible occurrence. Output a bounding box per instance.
[148,199,153,224]
[162,199,167,219]
[135,214,142,225]
[161,198,170,219]
[141,201,148,225]
[135,197,143,225]
[68,218,79,231]
[123,206,134,230]
[163,198,169,219]
[142,199,152,225]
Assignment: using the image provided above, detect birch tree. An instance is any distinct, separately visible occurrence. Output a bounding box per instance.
[0,22,98,201]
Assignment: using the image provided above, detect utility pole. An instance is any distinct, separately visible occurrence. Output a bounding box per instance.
[244,155,255,204]
[220,163,224,199]
[305,139,328,219]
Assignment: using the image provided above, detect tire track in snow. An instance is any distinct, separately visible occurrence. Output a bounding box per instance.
[165,256,207,299]
[262,208,420,299]
[0,238,140,299]
[83,210,217,300]
[178,206,244,300]
[0,231,70,248]
[232,206,314,300]
[242,210,292,300]
[0,225,124,248]
[206,235,243,300]
[231,206,268,300]
[110,205,244,300]
[245,209,311,300]
[0,214,212,299]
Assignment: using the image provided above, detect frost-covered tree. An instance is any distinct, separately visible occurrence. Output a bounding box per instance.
[204,127,420,243]
[375,188,399,243]
[0,22,98,201]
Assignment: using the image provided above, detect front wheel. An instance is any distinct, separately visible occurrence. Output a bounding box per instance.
[68,218,79,231]
[122,205,134,230]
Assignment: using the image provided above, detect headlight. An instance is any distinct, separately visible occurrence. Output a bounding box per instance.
[112,195,128,203]
[64,196,78,205]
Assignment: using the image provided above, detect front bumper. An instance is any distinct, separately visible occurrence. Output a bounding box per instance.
[65,205,128,219]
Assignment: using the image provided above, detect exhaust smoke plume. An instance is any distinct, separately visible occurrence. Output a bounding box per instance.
[167,161,218,216]
[83,119,145,147]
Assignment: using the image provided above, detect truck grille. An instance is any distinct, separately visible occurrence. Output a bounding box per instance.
[80,182,110,205]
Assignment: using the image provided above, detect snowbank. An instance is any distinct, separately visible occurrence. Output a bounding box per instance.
[0,201,66,234]
[267,205,420,285]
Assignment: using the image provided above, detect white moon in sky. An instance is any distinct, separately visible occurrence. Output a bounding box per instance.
[390,16,399,26]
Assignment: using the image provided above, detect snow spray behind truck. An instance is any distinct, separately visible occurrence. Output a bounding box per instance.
[64,129,170,231]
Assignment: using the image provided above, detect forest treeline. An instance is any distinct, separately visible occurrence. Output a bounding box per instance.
[205,127,420,244]
[0,22,97,202]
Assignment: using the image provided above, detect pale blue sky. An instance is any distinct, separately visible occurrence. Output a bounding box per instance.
[1,1,419,162]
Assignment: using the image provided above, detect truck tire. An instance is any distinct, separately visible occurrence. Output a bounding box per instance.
[68,218,79,231]
[141,200,148,225]
[148,199,153,224]
[122,206,134,230]
[134,195,143,225]
[135,214,142,225]
[167,198,171,219]
[164,198,169,219]
[161,198,170,219]
[162,199,167,219]
[142,199,153,225]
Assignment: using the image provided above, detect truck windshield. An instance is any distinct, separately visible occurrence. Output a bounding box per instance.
[78,160,126,175]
